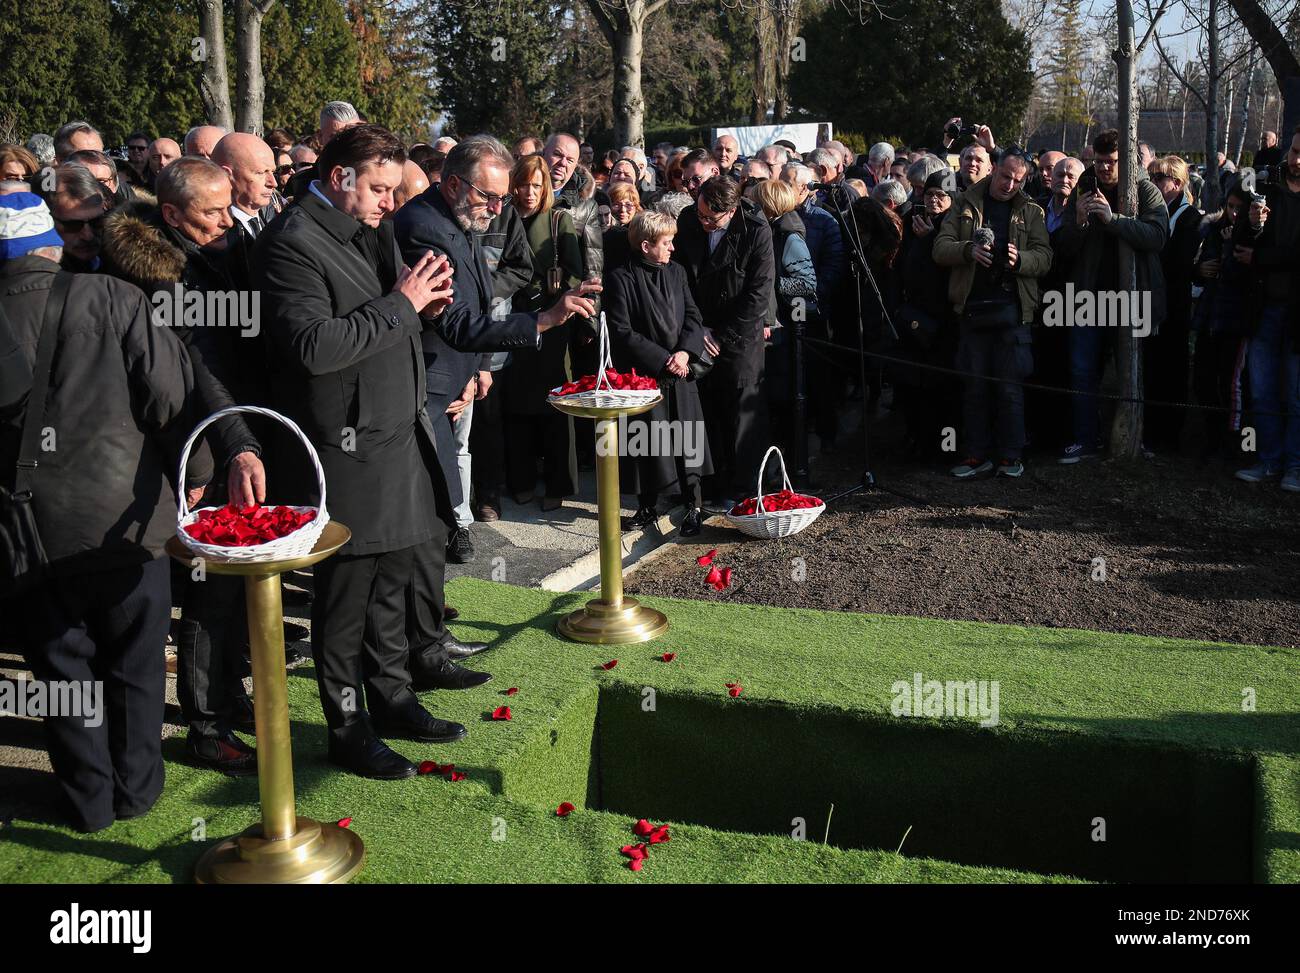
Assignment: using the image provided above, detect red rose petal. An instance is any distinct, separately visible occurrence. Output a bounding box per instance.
[491,706,512,721]
[696,549,718,567]
[556,802,576,817]
[660,652,676,662]
[337,817,352,828]
[720,567,733,587]
[728,684,744,697]
[418,760,439,775]
[505,686,519,696]
[600,659,618,670]
[628,857,644,871]
[448,770,466,781]
[704,565,722,587]
[648,825,671,844]
[620,843,648,860]
[633,818,654,838]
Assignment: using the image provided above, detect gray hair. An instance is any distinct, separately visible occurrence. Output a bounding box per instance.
[64,149,117,180]
[25,134,55,167]
[868,142,895,167]
[320,101,361,128]
[808,147,840,173]
[155,156,229,209]
[781,162,814,186]
[870,179,908,208]
[47,163,106,206]
[652,191,694,220]
[906,153,948,186]
[442,133,515,186]
[53,121,100,160]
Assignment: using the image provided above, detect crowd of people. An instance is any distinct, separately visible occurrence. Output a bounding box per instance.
[1,99,1298,832]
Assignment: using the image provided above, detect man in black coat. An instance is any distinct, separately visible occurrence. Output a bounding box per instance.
[391,134,600,683]
[254,125,469,779]
[0,190,213,831]
[673,175,776,509]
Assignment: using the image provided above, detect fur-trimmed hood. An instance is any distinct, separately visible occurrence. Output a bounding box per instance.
[99,200,187,292]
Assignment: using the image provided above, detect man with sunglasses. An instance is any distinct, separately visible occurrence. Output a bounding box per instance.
[122,131,152,189]
[44,164,109,272]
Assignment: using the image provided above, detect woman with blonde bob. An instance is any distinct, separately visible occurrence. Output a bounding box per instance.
[1146,154,1204,450]
[604,210,713,535]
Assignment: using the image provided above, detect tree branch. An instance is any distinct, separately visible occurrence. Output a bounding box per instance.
[1152,30,1209,109]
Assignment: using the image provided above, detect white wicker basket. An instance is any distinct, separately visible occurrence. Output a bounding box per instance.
[176,405,330,561]
[548,312,661,410]
[724,446,826,539]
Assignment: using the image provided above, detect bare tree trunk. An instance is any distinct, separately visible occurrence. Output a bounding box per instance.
[772,0,801,122]
[1203,0,1222,213]
[1226,0,1300,123]
[1111,0,1143,460]
[235,0,277,135]
[1234,47,1257,164]
[198,0,234,129]
[1222,72,1234,156]
[586,1,667,149]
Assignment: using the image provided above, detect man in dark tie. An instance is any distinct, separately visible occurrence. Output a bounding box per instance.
[392,134,601,688]
[213,133,280,246]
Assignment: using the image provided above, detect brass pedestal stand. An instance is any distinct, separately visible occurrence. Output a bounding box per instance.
[166,521,363,884]
[549,397,669,644]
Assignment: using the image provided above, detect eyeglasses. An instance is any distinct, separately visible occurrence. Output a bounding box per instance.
[127,144,148,153]
[53,213,106,234]
[684,173,708,188]
[461,177,511,207]
[275,164,296,177]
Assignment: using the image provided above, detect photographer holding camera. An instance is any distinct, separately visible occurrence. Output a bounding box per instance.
[933,148,1052,479]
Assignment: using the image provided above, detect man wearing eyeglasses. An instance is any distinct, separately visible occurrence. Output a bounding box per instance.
[393,136,601,637]
[44,164,109,272]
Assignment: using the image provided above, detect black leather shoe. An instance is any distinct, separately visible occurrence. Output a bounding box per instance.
[680,507,703,537]
[372,705,468,744]
[622,504,658,530]
[188,731,257,777]
[442,633,492,658]
[444,604,460,621]
[328,733,418,780]
[447,527,475,564]
[412,658,494,691]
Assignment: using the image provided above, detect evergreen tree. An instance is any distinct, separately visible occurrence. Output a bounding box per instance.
[261,0,363,137]
[1042,0,1090,148]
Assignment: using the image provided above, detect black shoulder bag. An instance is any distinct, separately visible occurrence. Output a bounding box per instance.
[0,272,71,598]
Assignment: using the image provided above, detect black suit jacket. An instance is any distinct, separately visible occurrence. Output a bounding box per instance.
[253,191,451,552]
[672,200,775,387]
[392,187,539,406]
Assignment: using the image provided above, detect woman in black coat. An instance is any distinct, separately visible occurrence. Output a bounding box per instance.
[604,210,714,536]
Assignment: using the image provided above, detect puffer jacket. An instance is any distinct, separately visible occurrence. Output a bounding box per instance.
[0,255,212,578]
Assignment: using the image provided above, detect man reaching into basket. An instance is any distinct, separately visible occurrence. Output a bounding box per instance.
[255,126,597,780]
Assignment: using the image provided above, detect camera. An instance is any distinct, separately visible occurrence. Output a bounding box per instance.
[945,121,980,140]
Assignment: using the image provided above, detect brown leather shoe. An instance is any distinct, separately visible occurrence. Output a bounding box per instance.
[541,496,563,512]
[475,499,500,522]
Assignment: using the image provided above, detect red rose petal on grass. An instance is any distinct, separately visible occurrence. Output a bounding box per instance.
[337,817,352,829]
[660,652,676,662]
[620,843,648,860]
[505,687,519,696]
[632,818,654,838]
[556,802,576,817]
[696,549,718,567]
[728,684,744,697]
[628,858,644,871]
[418,760,439,775]
[448,771,466,782]
[648,825,671,844]
[491,706,512,721]
[600,659,618,670]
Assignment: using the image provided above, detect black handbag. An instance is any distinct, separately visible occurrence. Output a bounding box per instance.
[0,272,71,598]
[687,342,714,381]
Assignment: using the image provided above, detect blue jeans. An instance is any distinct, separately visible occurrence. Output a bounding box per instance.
[1068,326,1115,449]
[1244,304,1300,471]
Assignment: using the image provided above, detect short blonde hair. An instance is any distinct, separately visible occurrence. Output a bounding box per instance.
[755,178,799,220]
[1148,154,1190,202]
[628,209,677,250]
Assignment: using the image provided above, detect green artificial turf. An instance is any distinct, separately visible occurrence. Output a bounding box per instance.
[1,577,1296,884]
